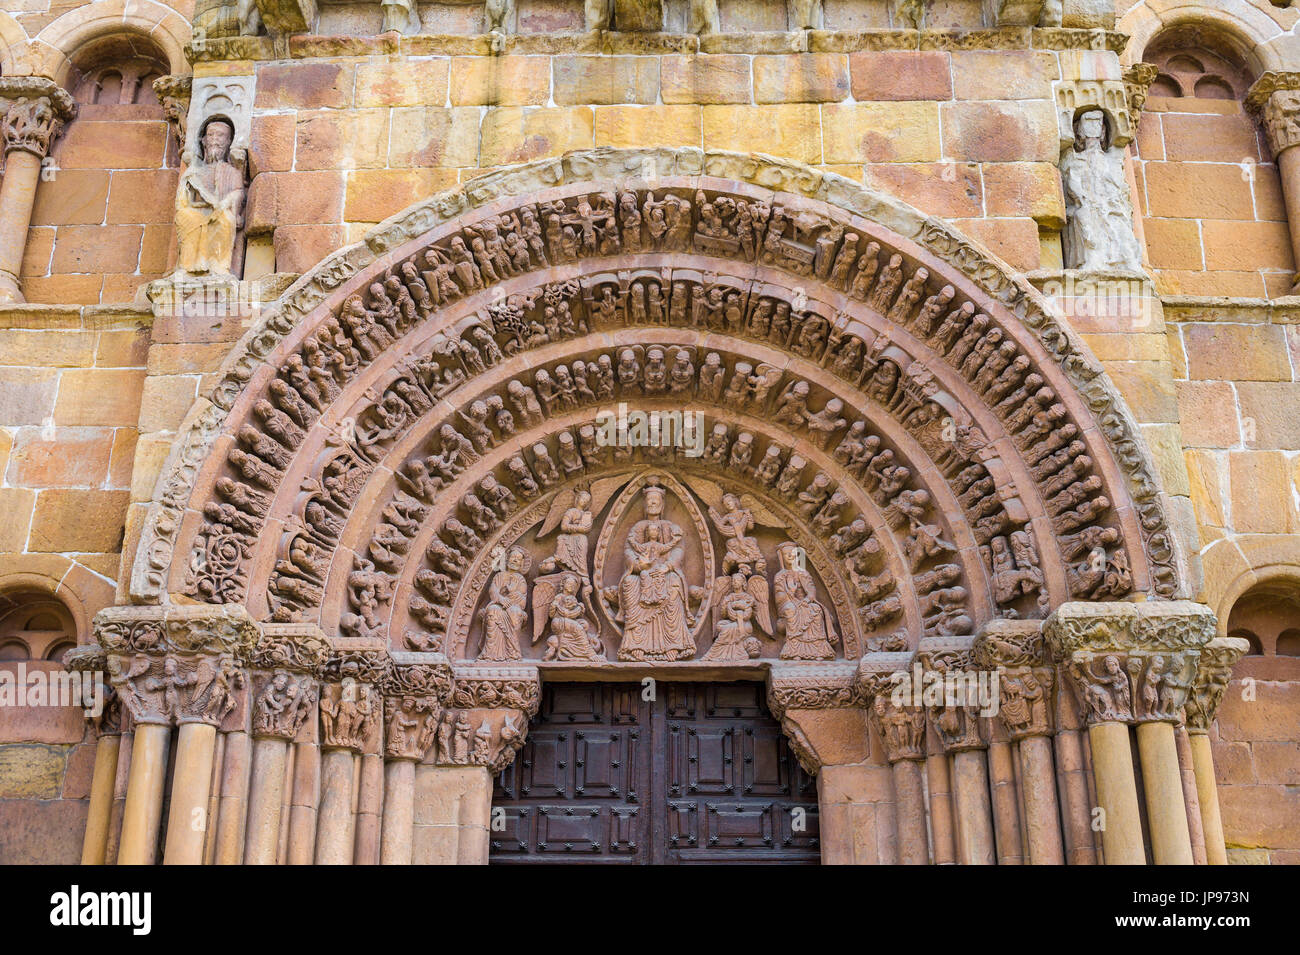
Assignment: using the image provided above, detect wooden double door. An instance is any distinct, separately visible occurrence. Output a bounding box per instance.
[490,681,821,864]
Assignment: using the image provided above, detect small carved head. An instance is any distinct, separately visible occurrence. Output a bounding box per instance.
[199,116,235,164]
[1073,108,1110,151]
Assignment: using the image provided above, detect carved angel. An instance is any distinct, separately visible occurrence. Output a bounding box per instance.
[702,573,769,662]
[534,571,606,661]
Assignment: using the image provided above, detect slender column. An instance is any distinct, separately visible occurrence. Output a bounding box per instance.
[105,729,134,864]
[81,735,121,865]
[1134,720,1192,864]
[0,79,76,304]
[1087,720,1145,864]
[1174,723,1207,865]
[164,722,219,864]
[986,726,1024,865]
[1184,637,1251,865]
[381,760,417,865]
[213,730,250,863]
[1052,659,1097,865]
[244,736,290,863]
[974,624,1065,865]
[313,673,382,866]
[354,752,384,864]
[315,747,358,865]
[1247,74,1300,290]
[924,747,957,865]
[117,723,171,865]
[287,740,320,864]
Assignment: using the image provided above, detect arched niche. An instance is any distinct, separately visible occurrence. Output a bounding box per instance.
[130,150,1190,672]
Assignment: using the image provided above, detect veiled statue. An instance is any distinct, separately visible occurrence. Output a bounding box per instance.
[774,541,839,660]
[1059,109,1143,272]
[616,484,696,661]
[478,546,530,661]
[175,117,245,276]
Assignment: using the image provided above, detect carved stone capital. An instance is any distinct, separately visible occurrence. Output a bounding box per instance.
[64,643,123,736]
[916,635,986,753]
[95,605,257,727]
[152,75,192,153]
[974,619,1054,739]
[1044,600,1216,657]
[1046,601,1214,726]
[251,670,317,740]
[1123,63,1158,134]
[1246,72,1300,155]
[1184,636,1250,733]
[0,77,76,159]
[382,652,454,761]
[319,678,380,752]
[432,664,539,771]
[857,652,926,762]
[252,0,316,37]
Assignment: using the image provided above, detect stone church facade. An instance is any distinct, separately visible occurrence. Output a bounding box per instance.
[0,0,1295,866]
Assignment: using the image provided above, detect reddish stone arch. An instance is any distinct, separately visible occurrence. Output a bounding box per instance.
[131,151,1190,669]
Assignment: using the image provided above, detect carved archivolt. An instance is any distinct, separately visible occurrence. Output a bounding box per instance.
[132,151,1187,671]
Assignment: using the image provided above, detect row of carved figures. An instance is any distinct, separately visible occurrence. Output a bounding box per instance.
[188,187,1131,625]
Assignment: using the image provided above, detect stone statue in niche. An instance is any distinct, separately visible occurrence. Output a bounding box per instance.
[1059,109,1143,272]
[774,541,839,660]
[615,484,696,661]
[174,116,245,277]
[477,546,530,662]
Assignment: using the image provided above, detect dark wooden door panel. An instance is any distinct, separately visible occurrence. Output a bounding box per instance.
[491,682,819,865]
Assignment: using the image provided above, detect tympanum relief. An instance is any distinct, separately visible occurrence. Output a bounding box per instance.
[172,181,1167,674]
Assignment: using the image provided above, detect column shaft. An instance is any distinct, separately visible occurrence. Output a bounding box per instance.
[1174,724,1207,865]
[987,739,1024,864]
[925,753,957,865]
[163,722,219,864]
[117,724,171,865]
[315,748,357,865]
[354,752,384,865]
[287,740,320,864]
[105,730,134,864]
[1053,728,1097,864]
[1018,735,1065,865]
[951,750,996,864]
[1087,721,1145,864]
[1136,721,1194,865]
[244,737,290,864]
[381,760,416,865]
[0,150,42,303]
[1189,732,1229,865]
[891,759,929,865]
[80,734,121,865]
